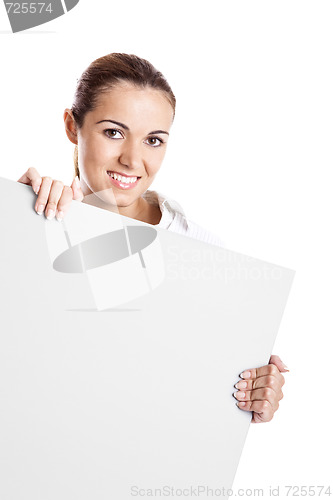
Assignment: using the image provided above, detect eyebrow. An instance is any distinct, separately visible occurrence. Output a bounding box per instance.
[96,119,169,135]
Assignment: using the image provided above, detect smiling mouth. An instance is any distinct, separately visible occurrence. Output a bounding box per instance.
[107,171,141,184]
[106,171,141,189]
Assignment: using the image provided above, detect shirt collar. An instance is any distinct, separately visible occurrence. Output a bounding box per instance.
[143,189,189,230]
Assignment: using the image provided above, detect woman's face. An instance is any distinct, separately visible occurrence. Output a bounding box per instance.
[70,83,174,210]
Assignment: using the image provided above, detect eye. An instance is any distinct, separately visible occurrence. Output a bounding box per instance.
[145,136,164,147]
[104,128,123,139]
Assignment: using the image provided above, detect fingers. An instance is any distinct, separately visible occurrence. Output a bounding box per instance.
[233,387,281,411]
[34,176,53,215]
[239,363,285,385]
[55,185,74,221]
[235,374,285,392]
[71,176,84,202]
[269,354,289,373]
[18,169,81,221]
[235,356,288,423]
[17,167,42,195]
[236,400,275,423]
[34,178,73,221]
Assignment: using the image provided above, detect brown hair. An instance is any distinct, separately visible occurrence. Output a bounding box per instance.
[71,53,176,179]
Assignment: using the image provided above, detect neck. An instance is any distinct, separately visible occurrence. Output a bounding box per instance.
[82,193,162,226]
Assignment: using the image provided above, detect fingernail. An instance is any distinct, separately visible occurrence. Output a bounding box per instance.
[235,381,247,389]
[282,363,289,371]
[240,371,251,379]
[233,391,246,399]
[237,402,246,407]
[46,209,55,220]
[56,211,64,222]
[34,185,40,195]
[36,204,44,215]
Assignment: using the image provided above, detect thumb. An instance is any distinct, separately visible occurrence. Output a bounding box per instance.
[269,354,289,373]
[71,176,84,202]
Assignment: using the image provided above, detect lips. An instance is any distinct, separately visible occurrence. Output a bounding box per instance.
[106,171,141,190]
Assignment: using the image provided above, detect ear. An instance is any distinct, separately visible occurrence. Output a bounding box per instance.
[64,108,78,145]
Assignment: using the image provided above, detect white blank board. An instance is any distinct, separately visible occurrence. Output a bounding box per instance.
[0,178,295,500]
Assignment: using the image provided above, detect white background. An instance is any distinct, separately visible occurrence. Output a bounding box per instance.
[0,0,332,497]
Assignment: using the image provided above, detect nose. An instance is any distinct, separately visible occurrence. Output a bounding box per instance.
[118,139,144,172]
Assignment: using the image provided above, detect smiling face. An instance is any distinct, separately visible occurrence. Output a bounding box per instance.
[66,82,174,219]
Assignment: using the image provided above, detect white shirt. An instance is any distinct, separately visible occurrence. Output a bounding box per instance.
[142,189,225,248]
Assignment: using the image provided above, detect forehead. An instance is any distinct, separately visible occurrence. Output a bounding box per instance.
[91,83,174,129]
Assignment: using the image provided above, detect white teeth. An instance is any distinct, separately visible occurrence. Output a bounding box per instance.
[109,171,138,184]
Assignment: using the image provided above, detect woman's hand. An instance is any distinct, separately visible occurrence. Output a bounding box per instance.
[17,167,84,221]
[233,354,288,423]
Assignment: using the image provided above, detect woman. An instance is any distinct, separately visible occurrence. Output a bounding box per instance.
[18,52,288,423]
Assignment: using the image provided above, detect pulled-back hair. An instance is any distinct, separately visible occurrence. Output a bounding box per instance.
[71,53,176,178]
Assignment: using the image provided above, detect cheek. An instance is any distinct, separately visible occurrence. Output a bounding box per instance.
[146,148,166,175]
[79,136,116,170]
